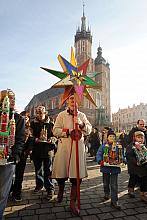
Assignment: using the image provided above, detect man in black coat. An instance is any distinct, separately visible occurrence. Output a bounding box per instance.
[127,119,147,144]
[0,89,25,220]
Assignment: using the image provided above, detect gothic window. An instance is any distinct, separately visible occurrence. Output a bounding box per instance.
[51,100,54,109]
[82,41,85,52]
[105,71,109,78]
[56,98,59,108]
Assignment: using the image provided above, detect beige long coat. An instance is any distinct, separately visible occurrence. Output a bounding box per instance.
[52,109,92,179]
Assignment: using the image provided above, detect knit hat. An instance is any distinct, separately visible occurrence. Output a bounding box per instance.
[134,131,144,137]
[107,129,116,137]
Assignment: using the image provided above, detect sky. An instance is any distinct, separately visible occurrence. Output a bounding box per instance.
[0,0,147,114]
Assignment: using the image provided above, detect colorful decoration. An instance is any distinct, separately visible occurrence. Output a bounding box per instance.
[133,142,147,166]
[40,47,101,107]
[39,125,48,142]
[0,94,15,164]
[103,142,125,167]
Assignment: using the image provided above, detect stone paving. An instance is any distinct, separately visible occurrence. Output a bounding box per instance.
[4,155,147,220]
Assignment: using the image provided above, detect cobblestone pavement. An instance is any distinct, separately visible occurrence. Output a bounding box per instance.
[4,155,147,220]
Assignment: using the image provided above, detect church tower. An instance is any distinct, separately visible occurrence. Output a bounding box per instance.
[95,44,111,124]
[74,5,111,125]
[74,3,94,73]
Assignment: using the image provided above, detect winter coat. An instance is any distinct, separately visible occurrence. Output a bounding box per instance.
[89,132,100,149]
[96,144,121,174]
[119,133,128,148]
[126,142,147,177]
[30,116,55,159]
[11,112,25,159]
[52,109,92,179]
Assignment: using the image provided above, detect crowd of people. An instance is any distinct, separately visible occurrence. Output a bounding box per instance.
[0,89,147,219]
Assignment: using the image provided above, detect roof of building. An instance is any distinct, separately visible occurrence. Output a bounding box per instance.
[25,87,64,109]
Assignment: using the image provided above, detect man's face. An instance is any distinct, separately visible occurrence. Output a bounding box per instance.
[137,120,145,130]
[135,135,144,144]
[36,111,46,121]
[9,95,15,110]
[94,128,97,133]
[107,134,115,144]
[24,115,29,123]
[67,95,75,110]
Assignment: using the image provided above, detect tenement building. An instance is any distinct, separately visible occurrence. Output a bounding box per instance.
[112,103,147,132]
[25,7,111,126]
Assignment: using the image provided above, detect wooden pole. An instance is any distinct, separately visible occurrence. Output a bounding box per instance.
[74,94,80,212]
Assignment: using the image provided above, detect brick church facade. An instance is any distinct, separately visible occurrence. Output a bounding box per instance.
[25,8,111,127]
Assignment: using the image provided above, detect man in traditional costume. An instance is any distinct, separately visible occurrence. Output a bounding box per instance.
[52,94,92,214]
[0,89,25,220]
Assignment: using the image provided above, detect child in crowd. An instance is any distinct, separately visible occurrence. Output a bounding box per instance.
[96,130,125,210]
[126,131,147,203]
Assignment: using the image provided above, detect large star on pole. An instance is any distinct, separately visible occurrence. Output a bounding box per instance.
[40,47,101,107]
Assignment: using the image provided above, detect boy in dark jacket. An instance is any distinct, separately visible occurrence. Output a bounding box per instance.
[126,131,147,203]
[96,130,125,210]
[127,119,147,197]
[31,106,55,200]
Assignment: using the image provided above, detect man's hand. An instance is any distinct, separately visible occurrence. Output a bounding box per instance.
[35,138,39,143]
[79,122,85,130]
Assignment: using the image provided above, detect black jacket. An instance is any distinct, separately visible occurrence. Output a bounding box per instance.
[126,142,147,177]
[10,112,25,160]
[89,132,100,149]
[30,117,55,158]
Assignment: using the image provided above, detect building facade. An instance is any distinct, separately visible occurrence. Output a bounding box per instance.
[112,103,147,132]
[25,7,111,127]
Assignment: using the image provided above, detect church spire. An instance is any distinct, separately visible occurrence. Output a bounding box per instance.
[81,2,86,32]
[75,3,92,43]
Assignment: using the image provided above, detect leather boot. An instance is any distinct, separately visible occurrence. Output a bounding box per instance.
[70,185,80,215]
[128,187,135,198]
[57,183,65,203]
